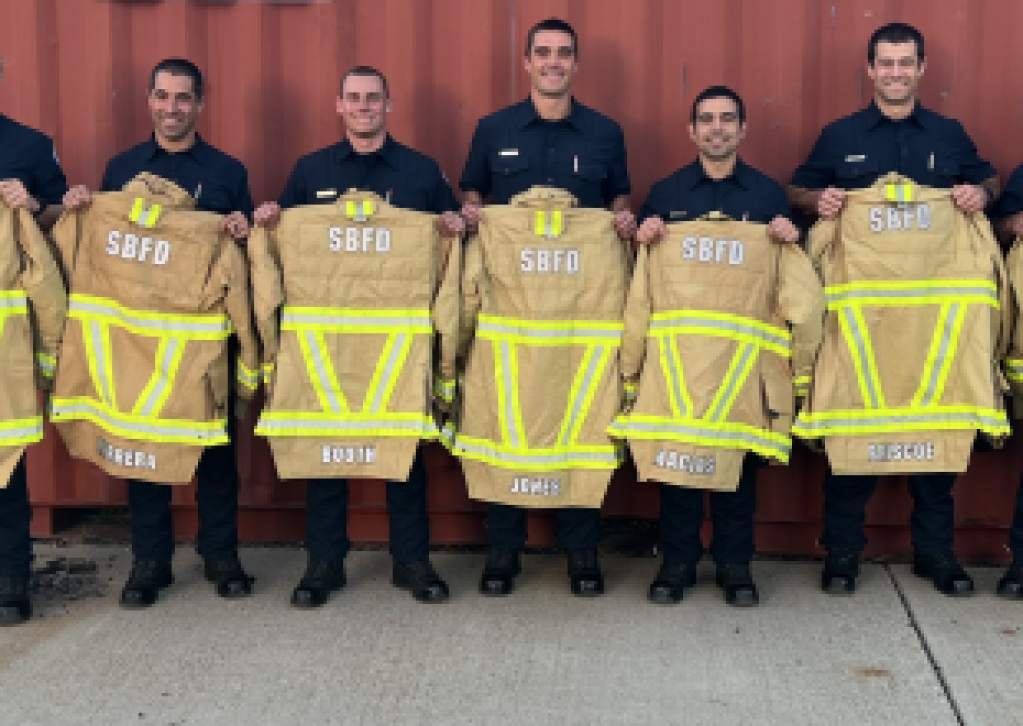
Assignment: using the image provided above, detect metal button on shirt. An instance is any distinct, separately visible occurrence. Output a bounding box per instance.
[790,101,995,191]
[0,113,68,206]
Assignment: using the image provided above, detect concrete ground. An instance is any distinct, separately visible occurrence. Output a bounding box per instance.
[1,547,1021,726]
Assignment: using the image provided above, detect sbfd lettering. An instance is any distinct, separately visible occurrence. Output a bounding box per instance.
[681,237,744,265]
[869,204,932,232]
[654,449,716,475]
[328,226,391,253]
[96,437,157,471]
[321,445,377,464]
[521,248,580,274]
[510,477,562,495]
[105,231,171,265]
[867,442,936,463]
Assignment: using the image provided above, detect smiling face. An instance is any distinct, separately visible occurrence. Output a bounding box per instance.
[524,30,577,99]
[336,73,391,140]
[148,71,203,145]
[868,40,925,108]
[689,95,746,162]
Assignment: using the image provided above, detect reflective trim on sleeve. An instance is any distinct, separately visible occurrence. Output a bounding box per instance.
[793,375,811,397]
[36,352,56,377]
[1005,358,1023,383]
[0,416,45,447]
[237,359,260,392]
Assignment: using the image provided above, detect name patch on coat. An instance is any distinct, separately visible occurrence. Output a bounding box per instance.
[106,231,171,265]
[681,237,744,266]
[654,449,716,474]
[510,477,562,496]
[322,445,377,465]
[97,437,157,471]
[328,227,392,253]
[867,442,935,463]
[521,247,579,274]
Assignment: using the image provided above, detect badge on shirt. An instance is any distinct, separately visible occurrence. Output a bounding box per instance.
[669,211,688,220]
[499,149,519,156]
[317,189,338,199]
[845,154,867,162]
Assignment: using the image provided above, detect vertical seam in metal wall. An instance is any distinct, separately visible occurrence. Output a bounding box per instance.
[509,0,517,103]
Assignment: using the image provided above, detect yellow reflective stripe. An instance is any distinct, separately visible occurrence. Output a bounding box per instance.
[0,416,44,446]
[262,363,274,384]
[884,182,913,203]
[555,345,612,447]
[931,302,967,405]
[506,342,526,447]
[363,332,412,413]
[281,307,432,335]
[792,406,1010,438]
[493,340,527,447]
[607,414,790,462]
[911,302,966,407]
[649,310,791,357]
[433,375,456,402]
[129,197,147,224]
[69,294,232,339]
[345,200,355,218]
[569,345,611,444]
[145,204,162,228]
[131,337,185,417]
[534,210,545,236]
[36,352,56,375]
[658,333,692,419]
[50,396,228,444]
[1005,358,1023,382]
[237,359,259,392]
[0,291,29,317]
[556,346,596,445]
[297,330,347,414]
[255,411,439,439]
[344,199,373,220]
[825,280,999,309]
[83,321,117,409]
[704,342,759,423]
[476,315,623,346]
[838,306,885,409]
[453,434,623,472]
[794,375,811,395]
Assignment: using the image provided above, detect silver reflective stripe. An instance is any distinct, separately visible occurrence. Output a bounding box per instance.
[662,335,688,418]
[826,285,998,306]
[608,419,790,457]
[50,401,226,440]
[795,411,1008,431]
[558,345,606,447]
[454,440,619,467]
[842,308,881,409]
[134,338,180,417]
[70,299,230,335]
[368,333,407,413]
[477,321,622,341]
[918,303,960,407]
[90,321,116,407]
[649,315,790,351]
[0,295,27,309]
[499,340,521,448]
[256,417,439,435]
[0,422,43,441]
[705,342,757,423]
[282,312,431,328]
[304,331,342,414]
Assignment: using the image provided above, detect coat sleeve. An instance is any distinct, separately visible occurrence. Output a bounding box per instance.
[47,207,84,290]
[1002,239,1023,417]
[246,224,285,400]
[619,244,652,405]
[777,244,825,400]
[458,235,484,362]
[15,209,68,389]
[431,232,462,413]
[806,217,837,279]
[217,237,261,412]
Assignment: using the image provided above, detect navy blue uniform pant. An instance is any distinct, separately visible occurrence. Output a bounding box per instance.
[486,504,601,552]
[128,439,240,562]
[0,458,31,577]
[1008,478,1023,558]
[305,447,430,563]
[820,470,956,555]
[659,455,761,566]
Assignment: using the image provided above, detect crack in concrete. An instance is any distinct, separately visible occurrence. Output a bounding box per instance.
[885,564,966,726]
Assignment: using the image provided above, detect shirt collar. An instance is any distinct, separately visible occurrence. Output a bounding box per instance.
[515,97,584,130]
[864,100,927,129]
[679,158,751,190]
[333,135,398,168]
[143,133,210,163]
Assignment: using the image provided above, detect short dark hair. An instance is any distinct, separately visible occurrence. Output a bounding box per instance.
[150,58,204,101]
[525,18,578,58]
[868,23,925,64]
[340,65,389,99]
[690,86,746,125]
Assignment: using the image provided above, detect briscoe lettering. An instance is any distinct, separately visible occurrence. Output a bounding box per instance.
[682,237,745,266]
[521,248,580,274]
[328,227,392,253]
[97,437,157,471]
[654,448,716,475]
[869,204,932,233]
[867,442,935,463]
[106,231,171,265]
[510,477,562,496]
[322,445,377,464]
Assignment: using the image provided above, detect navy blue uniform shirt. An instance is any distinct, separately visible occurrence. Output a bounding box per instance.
[100,134,254,217]
[790,102,995,191]
[0,113,68,206]
[640,159,790,225]
[990,165,1023,221]
[278,135,457,214]
[460,97,630,207]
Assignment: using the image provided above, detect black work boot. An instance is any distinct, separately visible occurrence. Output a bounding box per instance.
[912,551,975,596]
[203,554,255,599]
[821,551,859,595]
[392,560,450,603]
[648,561,697,605]
[996,558,1023,600]
[291,559,346,608]
[120,561,174,609]
[567,549,605,597]
[715,562,760,607]
[0,575,31,626]
[479,548,521,596]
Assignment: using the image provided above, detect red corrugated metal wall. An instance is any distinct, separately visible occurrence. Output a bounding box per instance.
[2,0,1021,558]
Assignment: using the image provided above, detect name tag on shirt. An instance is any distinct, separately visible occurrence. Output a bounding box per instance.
[317,189,338,199]
[499,149,519,156]
[845,154,866,162]
[669,211,688,220]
